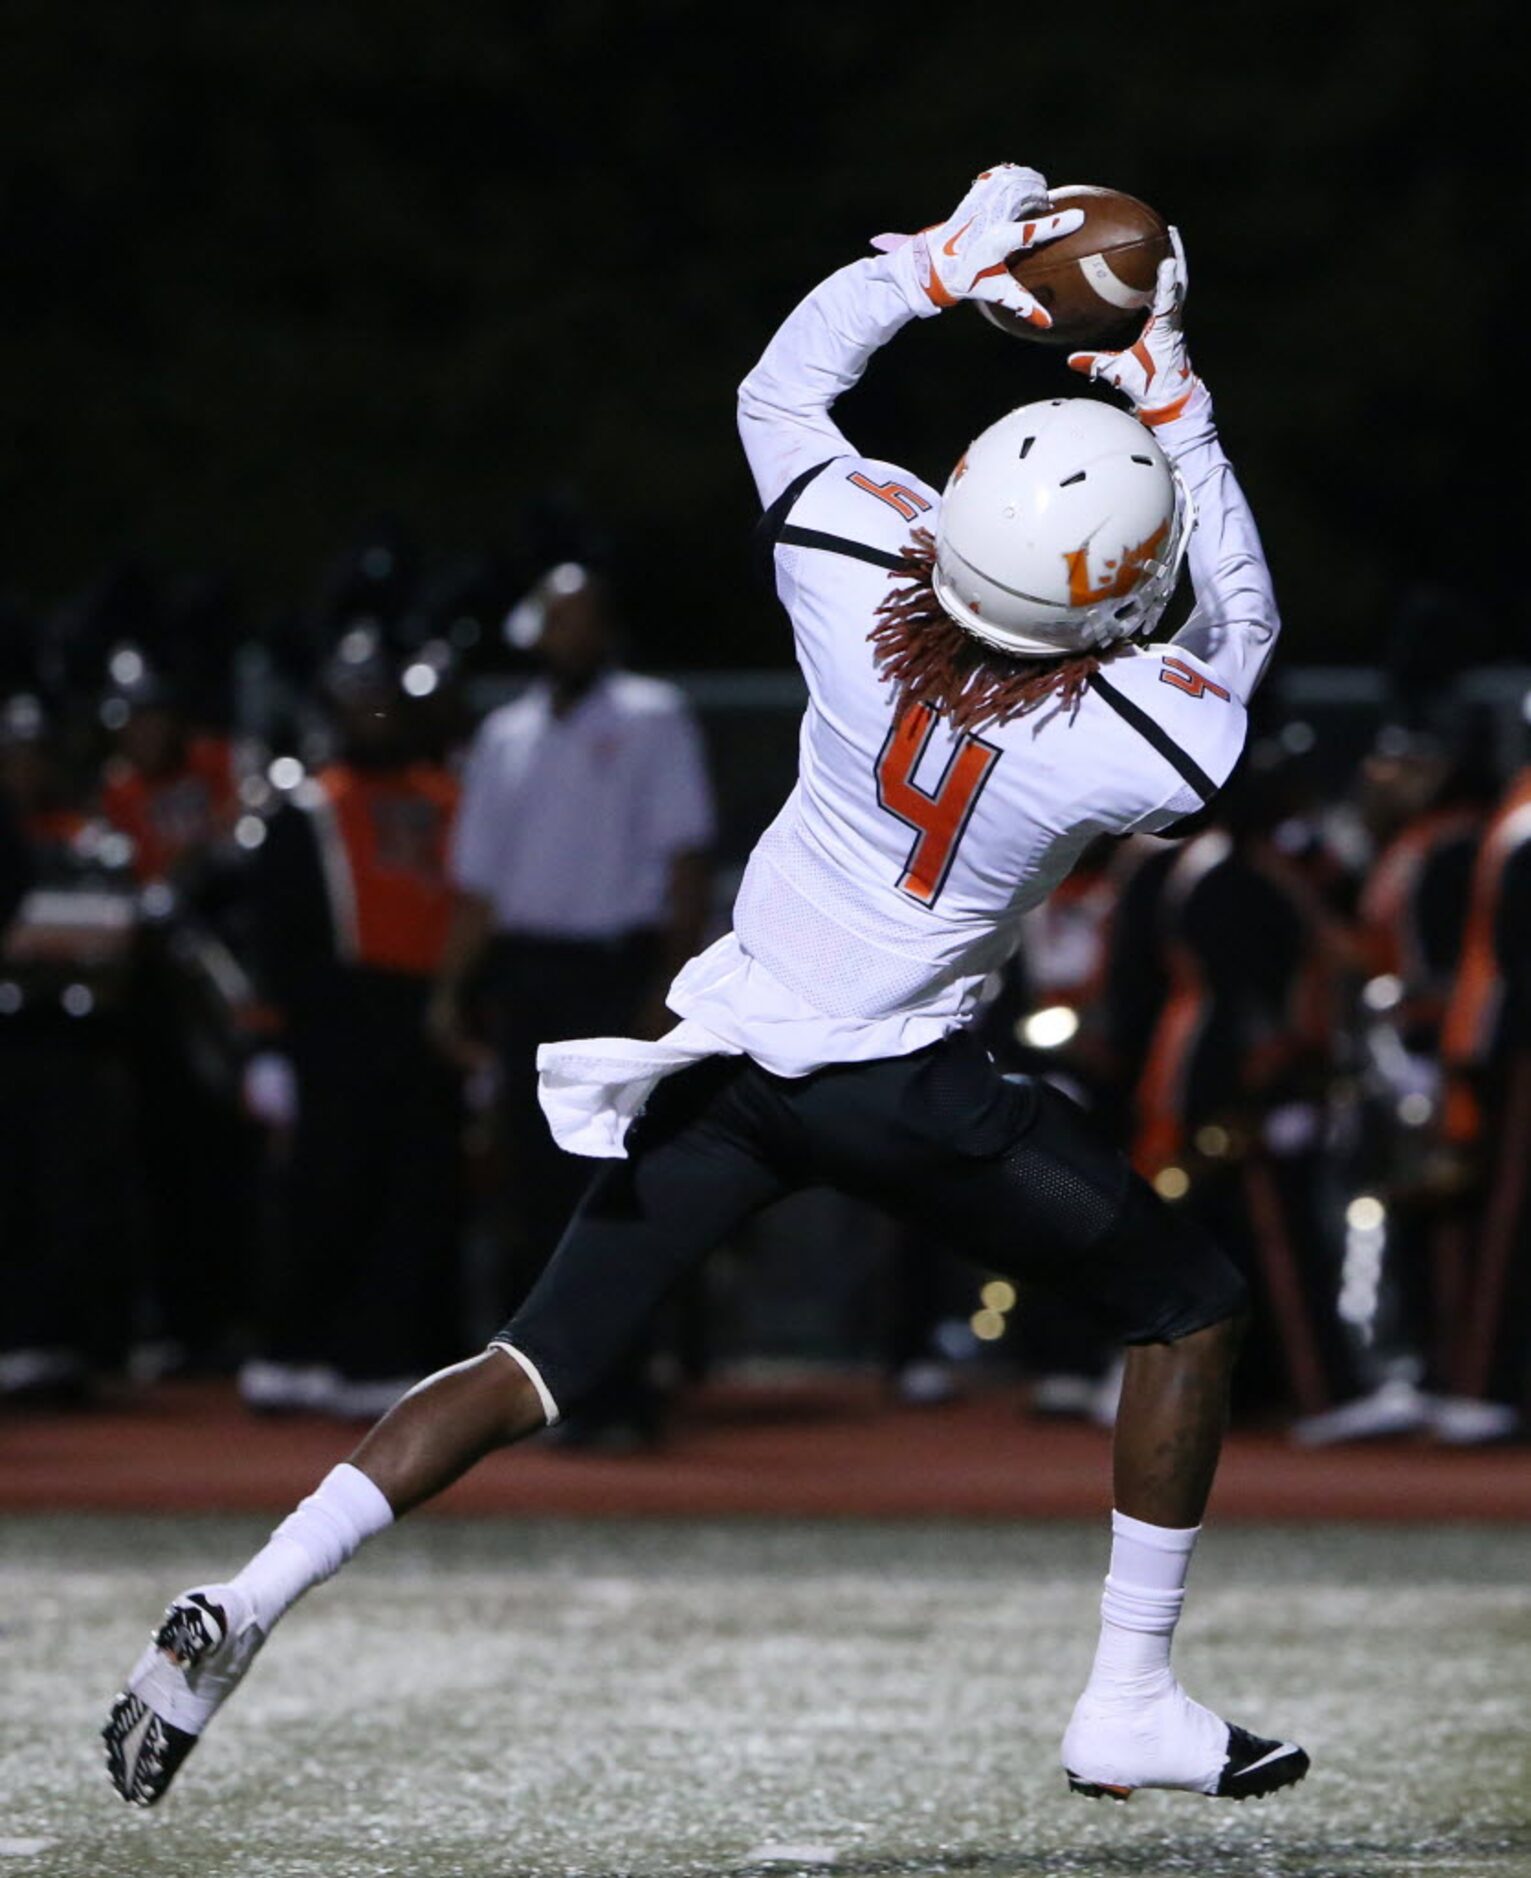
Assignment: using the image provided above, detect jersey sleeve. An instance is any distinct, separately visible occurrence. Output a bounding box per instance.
[737,247,936,510]
[1154,391,1280,709]
[1080,646,1249,842]
[763,452,942,702]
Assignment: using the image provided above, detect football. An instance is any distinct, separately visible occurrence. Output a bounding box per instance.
[979,184,1172,349]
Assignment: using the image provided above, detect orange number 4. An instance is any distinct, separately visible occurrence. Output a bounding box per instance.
[876,704,1001,906]
[1159,654,1230,702]
[847,471,932,522]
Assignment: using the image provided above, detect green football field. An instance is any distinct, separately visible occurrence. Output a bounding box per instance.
[3,1515,1529,1878]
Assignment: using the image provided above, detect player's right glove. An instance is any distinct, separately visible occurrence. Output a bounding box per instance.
[1068,227,1205,428]
[873,165,1084,328]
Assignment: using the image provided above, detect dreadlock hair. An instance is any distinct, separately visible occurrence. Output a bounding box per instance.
[869,527,1119,734]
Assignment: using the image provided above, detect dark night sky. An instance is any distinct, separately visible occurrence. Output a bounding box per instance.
[0,0,1522,675]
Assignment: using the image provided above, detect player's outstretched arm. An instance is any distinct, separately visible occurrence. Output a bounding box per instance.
[737,165,1082,508]
[1069,233,1280,707]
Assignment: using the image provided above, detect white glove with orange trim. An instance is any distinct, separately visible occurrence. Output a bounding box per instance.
[1068,228,1206,430]
[872,165,1084,329]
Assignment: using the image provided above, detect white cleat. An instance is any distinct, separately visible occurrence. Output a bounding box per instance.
[1290,1379,1428,1447]
[1062,1677,1309,1802]
[102,1585,265,1806]
[1426,1393,1521,1446]
[237,1359,340,1415]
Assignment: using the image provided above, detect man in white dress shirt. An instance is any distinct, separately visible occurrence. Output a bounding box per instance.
[429,565,715,1438]
[106,163,1307,1813]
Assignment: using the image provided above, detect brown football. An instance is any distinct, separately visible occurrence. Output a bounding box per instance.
[979,184,1172,349]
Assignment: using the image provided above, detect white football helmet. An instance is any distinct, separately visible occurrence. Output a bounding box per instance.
[931,399,1193,659]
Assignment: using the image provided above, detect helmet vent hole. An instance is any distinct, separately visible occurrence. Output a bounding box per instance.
[1131,455,1154,466]
[1018,436,1035,459]
[1114,603,1139,621]
[1059,471,1086,487]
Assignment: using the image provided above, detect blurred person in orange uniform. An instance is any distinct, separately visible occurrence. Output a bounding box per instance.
[93,655,254,1375]
[1,693,91,857]
[428,564,716,1446]
[98,657,241,888]
[1001,838,1140,1419]
[1434,739,1531,1440]
[241,630,464,1419]
[1356,733,1486,1039]
[1122,759,1356,1421]
[0,690,144,1400]
[1298,728,1499,1444]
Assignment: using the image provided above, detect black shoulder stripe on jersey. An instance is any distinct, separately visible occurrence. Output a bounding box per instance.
[753,459,837,589]
[776,523,910,574]
[1150,802,1217,841]
[1087,670,1218,804]
[1150,745,1249,839]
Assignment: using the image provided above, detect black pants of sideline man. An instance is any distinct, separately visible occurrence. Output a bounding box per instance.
[492,929,661,1433]
[496,1031,1249,1419]
[492,930,659,1309]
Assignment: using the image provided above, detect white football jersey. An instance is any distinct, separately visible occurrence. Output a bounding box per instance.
[537,245,1280,1152]
[669,246,1276,1074]
[729,450,1250,1022]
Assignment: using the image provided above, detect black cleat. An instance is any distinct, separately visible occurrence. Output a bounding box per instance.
[1213,1723,1310,1800]
[1066,1722,1310,1803]
[1064,1687,1310,1803]
[102,1586,264,1807]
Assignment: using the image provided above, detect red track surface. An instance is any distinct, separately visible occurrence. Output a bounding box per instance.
[3,1377,1529,1520]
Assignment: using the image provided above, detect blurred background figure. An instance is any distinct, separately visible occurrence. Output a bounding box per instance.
[1433,722,1531,1443]
[1113,754,1357,1423]
[1291,724,1495,1445]
[241,627,464,1418]
[98,655,240,887]
[96,650,258,1378]
[429,564,716,1447]
[0,688,143,1401]
[1004,840,1136,1421]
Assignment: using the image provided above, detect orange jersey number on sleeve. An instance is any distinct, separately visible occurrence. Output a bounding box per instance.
[1159,654,1230,702]
[876,703,1001,906]
[847,472,932,522]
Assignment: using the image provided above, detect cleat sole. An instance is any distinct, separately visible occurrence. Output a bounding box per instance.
[1067,1773,1133,1801]
[102,1587,260,1808]
[102,1688,197,1807]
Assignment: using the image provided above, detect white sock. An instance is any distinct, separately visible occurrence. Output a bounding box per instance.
[1084,1509,1200,1701]
[228,1463,394,1633]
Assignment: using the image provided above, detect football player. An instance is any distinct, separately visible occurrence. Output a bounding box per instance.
[105,164,1303,1810]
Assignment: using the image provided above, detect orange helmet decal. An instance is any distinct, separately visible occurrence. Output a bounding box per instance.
[1063,518,1170,608]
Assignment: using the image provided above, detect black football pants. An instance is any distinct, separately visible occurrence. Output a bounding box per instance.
[496,1032,1248,1419]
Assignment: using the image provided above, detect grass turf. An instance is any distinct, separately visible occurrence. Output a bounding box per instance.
[3,1516,1530,1877]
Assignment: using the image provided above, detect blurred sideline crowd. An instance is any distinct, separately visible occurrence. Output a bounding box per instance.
[5,542,1531,1450]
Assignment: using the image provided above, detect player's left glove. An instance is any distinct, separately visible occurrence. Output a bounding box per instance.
[873,165,1084,328]
[1067,227,1204,427]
